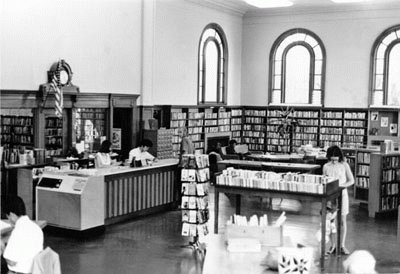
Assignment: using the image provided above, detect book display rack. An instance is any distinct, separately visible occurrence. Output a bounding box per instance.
[170,108,188,156]
[143,128,174,159]
[369,152,400,217]
[180,154,210,250]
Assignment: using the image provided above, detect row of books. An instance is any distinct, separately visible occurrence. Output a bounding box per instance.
[1,126,33,135]
[1,134,33,144]
[45,118,63,128]
[356,177,370,188]
[382,169,400,183]
[245,110,266,116]
[242,131,264,137]
[357,152,371,164]
[188,120,203,127]
[381,196,399,211]
[321,120,342,126]
[181,223,209,237]
[204,127,219,133]
[0,116,33,126]
[245,117,265,124]
[181,154,209,169]
[382,156,400,169]
[216,169,336,194]
[243,124,265,131]
[243,137,265,144]
[357,165,370,176]
[322,112,343,118]
[182,209,209,224]
[181,196,208,210]
[182,182,209,196]
[381,183,399,196]
[321,128,342,134]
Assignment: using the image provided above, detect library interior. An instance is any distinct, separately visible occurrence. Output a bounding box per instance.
[1,0,400,273]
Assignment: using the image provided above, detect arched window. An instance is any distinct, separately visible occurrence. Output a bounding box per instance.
[269,29,326,106]
[198,23,228,105]
[370,24,400,106]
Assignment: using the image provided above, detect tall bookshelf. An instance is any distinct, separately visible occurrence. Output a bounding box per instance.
[292,109,319,150]
[45,116,63,157]
[368,108,399,147]
[188,108,205,154]
[217,108,231,133]
[343,110,368,148]
[230,107,243,144]
[170,107,187,157]
[204,108,218,135]
[320,109,343,148]
[354,148,379,201]
[369,152,400,217]
[243,108,266,152]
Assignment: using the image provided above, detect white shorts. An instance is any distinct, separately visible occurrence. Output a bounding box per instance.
[341,188,349,216]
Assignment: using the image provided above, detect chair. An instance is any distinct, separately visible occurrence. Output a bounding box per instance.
[32,247,61,274]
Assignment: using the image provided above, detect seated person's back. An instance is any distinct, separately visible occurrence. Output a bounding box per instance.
[3,196,43,274]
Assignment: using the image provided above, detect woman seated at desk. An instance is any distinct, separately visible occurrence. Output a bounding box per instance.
[127,139,157,167]
[95,140,119,168]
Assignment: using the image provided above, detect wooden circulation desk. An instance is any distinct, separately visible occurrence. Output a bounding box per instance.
[213,183,342,270]
[218,159,320,174]
[98,159,179,225]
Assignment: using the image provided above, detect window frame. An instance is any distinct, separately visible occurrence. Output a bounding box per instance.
[370,24,400,106]
[197,23,228,106]
[268,28,326,106]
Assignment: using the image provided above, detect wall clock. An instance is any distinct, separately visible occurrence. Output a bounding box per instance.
[48,59,73,87]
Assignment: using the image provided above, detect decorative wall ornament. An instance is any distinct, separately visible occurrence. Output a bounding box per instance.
[38,59,79,111]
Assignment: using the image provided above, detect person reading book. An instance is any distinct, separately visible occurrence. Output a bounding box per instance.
[2,196,44,274]
[226,139,237,155]
[323,145,354,255]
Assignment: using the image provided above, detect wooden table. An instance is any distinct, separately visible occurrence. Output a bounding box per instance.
[213,184,342,270]
[218,159,320,174]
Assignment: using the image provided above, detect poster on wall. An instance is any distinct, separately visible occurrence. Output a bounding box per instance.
[112,128,121,150]
[381,117,389,127]
[371,112,379,121]
[390,124,398,134]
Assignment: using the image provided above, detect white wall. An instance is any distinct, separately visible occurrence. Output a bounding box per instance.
[242,7,400,107]
[0,0,142,94]
[141,0,243,106]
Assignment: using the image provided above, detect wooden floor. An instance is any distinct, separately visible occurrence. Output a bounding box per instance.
[39,187,399,274]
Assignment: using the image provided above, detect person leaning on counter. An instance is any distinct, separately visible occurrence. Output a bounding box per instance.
[95,140,119,168]
[127,139,157,166]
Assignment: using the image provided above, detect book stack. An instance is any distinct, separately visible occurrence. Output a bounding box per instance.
[216,168,337,194]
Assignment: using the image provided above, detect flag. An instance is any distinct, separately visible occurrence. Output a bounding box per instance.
[50,74,63,118]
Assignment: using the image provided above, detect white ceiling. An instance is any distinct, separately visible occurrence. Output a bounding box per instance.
[196,0,400,15]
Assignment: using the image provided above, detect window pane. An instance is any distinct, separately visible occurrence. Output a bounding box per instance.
[205,42,218,102]
[397,29,400,39]
[292,33,306,42]
[312,90,321,105]
[274,75,281,89]
[314,75,321,89]
[375,74,383,90]
[274,61,282,75]
[375,58,384,74]
[377,44,387,59]
[203,29,215,39]
[215,34,222,44]
[382,32,397,46]
[305,35,318,48]
[387,43,400,106]
[314,45,322,60]
[315,60,322,74]
[275,44,284,61]
[272,89,281,104]
[373,90,384,105]
[285,45,310,104]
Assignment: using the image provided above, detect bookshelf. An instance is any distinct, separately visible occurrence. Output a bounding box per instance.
[230,107,243,144]
[320,109,343,148]
[243,108,266,152]
[170,107,188,157]
[354,148,379,201]
[204,108,219,134]
[188,108,205,154]
[292,109,319,150]
[0,110,34,148]
[369,152,400,217]
[45,116,63,157]
[343,110,368,148]
[75,108,106,153]
[217,108,231,133]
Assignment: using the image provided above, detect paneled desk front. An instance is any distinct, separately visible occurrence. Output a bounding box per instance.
[213,184,342,270]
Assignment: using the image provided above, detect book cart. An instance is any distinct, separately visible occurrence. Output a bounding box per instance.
[180,154,210,252]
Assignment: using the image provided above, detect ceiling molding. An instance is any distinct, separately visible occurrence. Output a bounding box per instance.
[184,0,247,16]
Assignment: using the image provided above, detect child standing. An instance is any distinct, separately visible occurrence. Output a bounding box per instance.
[323,145,354,255]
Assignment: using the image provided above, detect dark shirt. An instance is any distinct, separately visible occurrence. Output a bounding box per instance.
[226,146,236,155]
